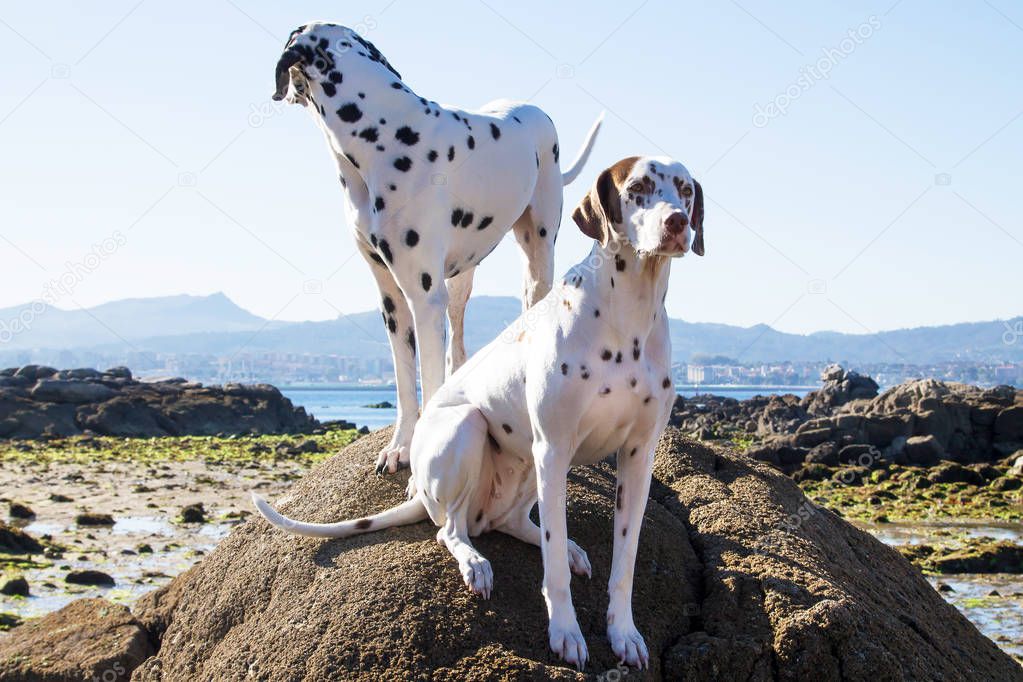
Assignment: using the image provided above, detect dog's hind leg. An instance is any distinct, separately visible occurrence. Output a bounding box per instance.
[496,507,592,578]
[513,171,562,309]
[412,402,494,597]
[358,243,419,475]
[445,266,475,374]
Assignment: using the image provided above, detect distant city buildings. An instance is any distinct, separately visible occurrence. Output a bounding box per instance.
[3,348,1020,389]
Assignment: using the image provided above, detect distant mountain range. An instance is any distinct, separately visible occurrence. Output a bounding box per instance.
[1,293,1020,365]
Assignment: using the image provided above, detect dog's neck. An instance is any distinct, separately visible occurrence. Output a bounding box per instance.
[302,69,432,179]
[579,240,672,345]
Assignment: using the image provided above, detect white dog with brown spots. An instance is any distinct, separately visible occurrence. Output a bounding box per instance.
[254,156,705,671]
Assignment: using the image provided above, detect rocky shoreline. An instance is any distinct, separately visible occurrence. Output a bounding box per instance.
[0,365,323,439]
[671,364,1023,481]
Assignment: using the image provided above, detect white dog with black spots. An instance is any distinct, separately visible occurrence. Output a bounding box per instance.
[272,22,602,473]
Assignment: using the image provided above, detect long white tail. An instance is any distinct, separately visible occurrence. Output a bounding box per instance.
[252,492,427,539]
[561,111,605,186]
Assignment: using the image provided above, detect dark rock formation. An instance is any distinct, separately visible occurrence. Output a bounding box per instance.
[117,427,1019,680]
[0,598,153,681]
[0,366,318,439]
[671,365,1022,473]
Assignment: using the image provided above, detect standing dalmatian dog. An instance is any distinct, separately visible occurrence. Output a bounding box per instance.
[272,22,603,473]
[254,156,705,670]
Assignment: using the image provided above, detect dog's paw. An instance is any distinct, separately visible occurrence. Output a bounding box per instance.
[567,540,591,578]
[374,444,409,475]
[607,621,649,670]
[458,554,493,599]
[549,618,588,670]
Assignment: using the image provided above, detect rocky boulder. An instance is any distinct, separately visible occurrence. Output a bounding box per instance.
[0,598,153,681]
[129,427,1019,681]
[0,366,319,439]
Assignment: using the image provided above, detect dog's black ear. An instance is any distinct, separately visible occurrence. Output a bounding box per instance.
[273,47,306,101]
[572,168,621,246]
[691,179,705,257]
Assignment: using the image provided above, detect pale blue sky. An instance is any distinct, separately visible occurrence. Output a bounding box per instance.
[0,0,1020,335]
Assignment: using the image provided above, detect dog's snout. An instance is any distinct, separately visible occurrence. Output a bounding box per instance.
[664,211,688,235]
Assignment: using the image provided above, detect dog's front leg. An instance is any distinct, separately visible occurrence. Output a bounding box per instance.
[407,286,449,406]
[606,435,658,670]
[533,439,588,670]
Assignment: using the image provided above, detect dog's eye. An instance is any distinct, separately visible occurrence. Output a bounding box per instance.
[628,182,645,194]
[681,185,693,198]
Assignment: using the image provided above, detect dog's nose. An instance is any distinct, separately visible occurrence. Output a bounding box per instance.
[664,212,688,235]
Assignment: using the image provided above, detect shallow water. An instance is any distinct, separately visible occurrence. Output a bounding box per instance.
[858,520,1023,661]
[3,516,235,619]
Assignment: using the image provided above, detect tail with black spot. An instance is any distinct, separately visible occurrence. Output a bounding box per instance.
[251,493,427,538]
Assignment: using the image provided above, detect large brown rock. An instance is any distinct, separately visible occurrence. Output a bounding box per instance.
[130,427,1020,681]
[0,598,153,681]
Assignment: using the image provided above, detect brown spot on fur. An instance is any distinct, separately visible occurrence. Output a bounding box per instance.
[502,423,513,434]
[355,518,372,530]
[616,484,623,510]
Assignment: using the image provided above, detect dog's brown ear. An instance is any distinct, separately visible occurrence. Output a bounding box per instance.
[273,47,306,101]
[691,180,705,256]
[572,168,621,246]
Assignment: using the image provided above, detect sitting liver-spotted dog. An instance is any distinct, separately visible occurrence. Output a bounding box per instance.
[272,22,602,474]
[254,156,705,670]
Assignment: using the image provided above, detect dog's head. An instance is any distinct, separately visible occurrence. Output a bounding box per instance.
[272,22,401,104]
[573,156,704,258]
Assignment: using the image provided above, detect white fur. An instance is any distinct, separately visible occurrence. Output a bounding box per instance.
[274,22,602,472]
[254,156,703,671]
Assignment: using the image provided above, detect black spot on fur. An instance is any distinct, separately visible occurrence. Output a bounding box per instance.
[320,81,336,97]
[475,511,483,523]
[428,149,438,162]
[406,328,416,354]
[344,152,360,169]
[502,423,512,434]
[451,208,464,226]
[615,255,626,272]
[633,347,641,361]
[421,273,432,291]
[622,527,627,537]
[405,230,419,247]
[663,377,672,389]
[393,156,412,172]
[616,485,623,510]
[601,349,613,361]
[460,212,474,228]
[489,122,501,139]
[581,365,590,379]
[615,351,623,363]
[643,396,652,404]
[487,432,501,453]
[513,115,521,123]
[374,196,385,211]
[391,82,403,89]
[631,447,638,457]
[553,144,559,163]
[329,71,343,83]
[354,518,372,530]
[379,239,393,264]
[448,146,455,161]
[337,103,363,122]
[594,309,600,318]
[477,216,493,230]
[395,126,419,145]
[600,386,611,395]
[369,252,384,266]
[387,317,397,334]
[561,363,568,375]
[467,135,475,149]
[539,227,547,238]
[358,127,379,142]
[610,277,615,289]
[545,530,551,541]
[629,377,637,387]
[389,184,396,191]
[382,296,396,313]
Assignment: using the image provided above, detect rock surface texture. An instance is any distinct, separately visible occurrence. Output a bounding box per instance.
[110,427,1021,681]
[0,365,317,438]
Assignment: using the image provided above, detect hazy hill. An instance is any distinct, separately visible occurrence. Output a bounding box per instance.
[1,293,1020,365]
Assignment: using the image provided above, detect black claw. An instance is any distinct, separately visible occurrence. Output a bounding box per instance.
[375,463,387,475]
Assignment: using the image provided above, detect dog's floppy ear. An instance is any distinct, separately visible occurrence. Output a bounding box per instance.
[691,180,705,257]
[572,168,621,246]
[273,47,306,101]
